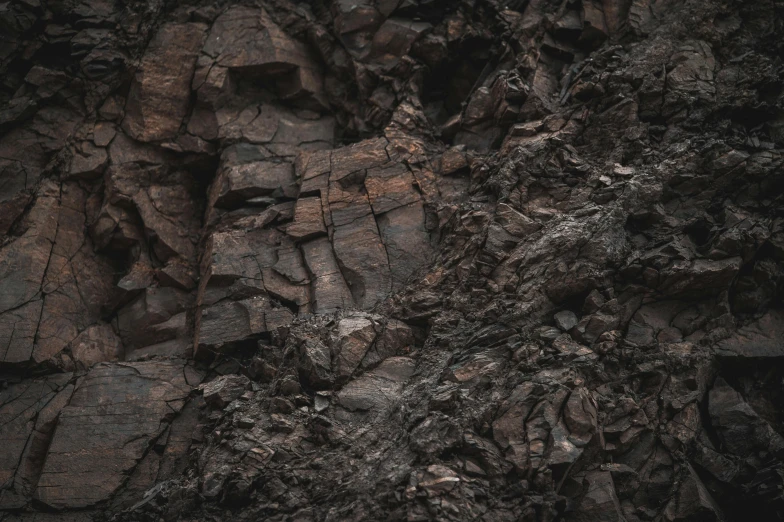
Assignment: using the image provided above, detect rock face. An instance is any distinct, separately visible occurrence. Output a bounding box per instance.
[35,362,194,509]
[1,0,784,521]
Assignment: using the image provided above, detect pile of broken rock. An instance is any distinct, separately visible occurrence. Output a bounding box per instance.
[1,0,784,521]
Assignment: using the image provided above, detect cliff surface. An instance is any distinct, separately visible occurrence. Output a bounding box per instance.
[1,0,784,520]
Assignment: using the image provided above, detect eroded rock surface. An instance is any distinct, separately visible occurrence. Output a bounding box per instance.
[1,0,784,521]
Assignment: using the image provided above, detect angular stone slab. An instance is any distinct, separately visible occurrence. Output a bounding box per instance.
[123,23,207,142]
[34,362,192,509]
[715,310,784,358]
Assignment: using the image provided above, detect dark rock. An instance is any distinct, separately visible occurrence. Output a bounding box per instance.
[123,23,207,142]
[202,375,250,409]
[554,310,579,331]
[34,362,193,509]
[1,1,784,520]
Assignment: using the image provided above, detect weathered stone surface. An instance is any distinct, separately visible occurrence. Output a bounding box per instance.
[210,161,298,208]
[123,23,207,141]
[334,314,377,380]
[377,201,432,289]
[715,310,784,358]
[116,287,190,350]
[301,237,354,314]
[332,214,392,309]
[664,464,725,522]
[197,297,293,352]
[197,7,324,106]
[68,142,108,179]
[2,0,784,520]
[286,197,327,240]
[336,356,415,412]
[708,378,784,458]
[34,362,192,509]
[571,471,625,522]
[0,181,58,317]
[69,323,124,369]
[201,375,250,409]
[0,374,74,508]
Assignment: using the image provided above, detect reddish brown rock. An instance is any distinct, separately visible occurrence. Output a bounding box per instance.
[196,297,294,353]
[34,362,192,509]
[301,237,354,313]
[210,161,298,208]
[1,1,783,520]
[0,374,74,508]
[123,23,207,142]
[198,7,324,106]
[69,323,124,369]
[364,162,420,215]
[286,197,327,240]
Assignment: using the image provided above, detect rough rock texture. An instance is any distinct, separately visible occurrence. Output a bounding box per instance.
[1,0,784,521]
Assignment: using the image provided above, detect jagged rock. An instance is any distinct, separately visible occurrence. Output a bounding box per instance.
[68,141,108,179]
[196,298,293,353]
[664,465,725,522]
[2,0,784,520]
[299,338,334,389]
[116,287,190,350]
[371,18,431,62]
[714,310,784,358]
[202,375,250,409]
[210,160,298,208]
[570,471,625,522]
[334,314,377,380]
[708,378,784,458]
[196,7,324,107]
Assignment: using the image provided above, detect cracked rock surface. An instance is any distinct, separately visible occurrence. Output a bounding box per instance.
[1,0,784,520]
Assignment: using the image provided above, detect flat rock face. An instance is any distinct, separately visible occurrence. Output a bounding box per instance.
[715,310,784,358]
[123,23,207,142]
[34,362,193,509]
[0,374,74,508]
[1,0,784,521]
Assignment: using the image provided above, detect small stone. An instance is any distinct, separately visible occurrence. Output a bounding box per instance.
[279,377,302,396]
[537,326,562,342]
[270,413,295,433]
[440,146,468,175]
[314,393,330,412]
[612,164,635,177]
[270,397,295,414]
[554,310,579,331]
[237,417,255,429]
